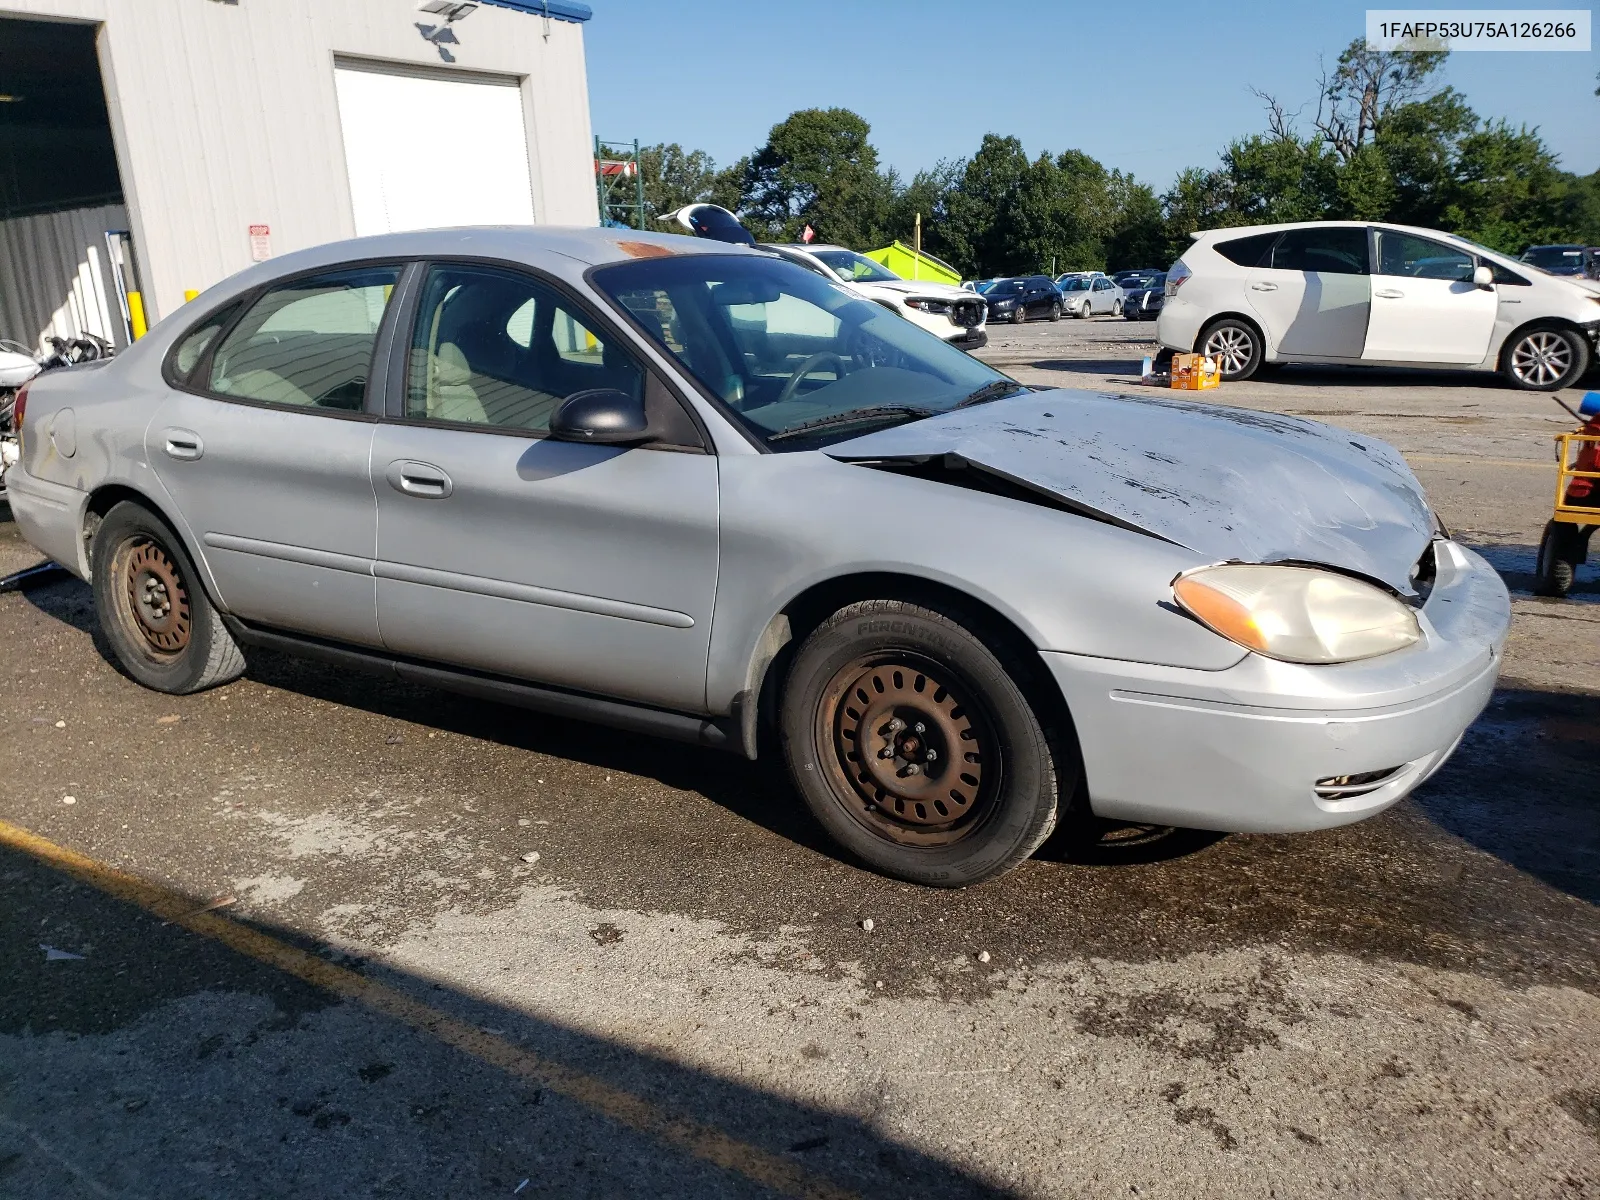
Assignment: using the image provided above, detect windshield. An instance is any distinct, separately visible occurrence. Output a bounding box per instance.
[1058,277,1091,291]
[811,249,901,283]
[592,255,1016,451]
[989,279,1026,294]
[973,279,998,294]
[1520,245,1585,272]
[1127,274,1164,290]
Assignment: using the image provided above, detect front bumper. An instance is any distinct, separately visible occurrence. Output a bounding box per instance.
[1043,541,1510,833]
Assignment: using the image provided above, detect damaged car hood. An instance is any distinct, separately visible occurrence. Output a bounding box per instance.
[827,390,1437,594]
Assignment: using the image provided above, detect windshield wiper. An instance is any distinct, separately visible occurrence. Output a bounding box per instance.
[954,379,1026,409]
[767,405,935,442]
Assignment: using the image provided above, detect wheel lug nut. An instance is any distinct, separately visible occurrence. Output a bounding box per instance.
[925,749,938,761]
[913,722,926,734]
[903,764,921,777]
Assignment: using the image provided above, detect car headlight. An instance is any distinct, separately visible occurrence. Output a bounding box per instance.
[1172,564,1421,664]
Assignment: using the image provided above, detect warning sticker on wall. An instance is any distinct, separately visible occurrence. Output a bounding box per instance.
[248,225,272,262]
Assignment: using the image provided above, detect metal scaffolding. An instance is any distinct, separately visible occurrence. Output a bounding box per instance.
[594,136,645,229]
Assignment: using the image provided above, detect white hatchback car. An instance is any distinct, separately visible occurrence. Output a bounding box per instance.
[1158,221,1600,390]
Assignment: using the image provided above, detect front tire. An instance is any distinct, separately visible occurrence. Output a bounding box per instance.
[1503,324,1590,392]
[780,599,1070,886]
[91,501,246,694]
[1049,301,1062,322]
[1111,299,1123,317]
[1199,317,1264,380]
[1010,305,1027,325]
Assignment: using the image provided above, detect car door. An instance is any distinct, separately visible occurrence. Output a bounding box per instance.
[369,261,719,712]
[1092,276,1115,313]
[1363,229,1498,364]
[146,265,400,646]
[1243,226,1371,359]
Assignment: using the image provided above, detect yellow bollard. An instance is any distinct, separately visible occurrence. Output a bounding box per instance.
[183,289,199,303]
[127,291,148,340]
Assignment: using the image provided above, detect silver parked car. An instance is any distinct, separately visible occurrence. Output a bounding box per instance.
[7,228,1510,886]
[1054,272,1124,318]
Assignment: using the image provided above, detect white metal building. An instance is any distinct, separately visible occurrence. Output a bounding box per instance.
[0,0,599,351]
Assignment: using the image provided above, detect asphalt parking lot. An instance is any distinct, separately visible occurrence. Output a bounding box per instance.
[2,316,1598,1199]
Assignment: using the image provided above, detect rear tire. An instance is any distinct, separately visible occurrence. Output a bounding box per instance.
[780,599,1071,886]
[1198,317,1264,381]
[1502,324,1589,392]
[91,500,246,694]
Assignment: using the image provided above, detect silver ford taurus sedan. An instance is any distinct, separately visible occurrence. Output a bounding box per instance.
[7,227,1511,886]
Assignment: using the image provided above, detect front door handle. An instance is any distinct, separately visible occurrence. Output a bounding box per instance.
[385,459,453,499]
[161,428,203,461]
[1249,282,1278,292]
[1375,288,1405,299]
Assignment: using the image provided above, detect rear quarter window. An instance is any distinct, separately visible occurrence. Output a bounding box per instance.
[1213,232,1279,267]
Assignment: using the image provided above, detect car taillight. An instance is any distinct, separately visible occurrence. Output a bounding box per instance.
[12,381,27,434]
[1165,261,1191,296]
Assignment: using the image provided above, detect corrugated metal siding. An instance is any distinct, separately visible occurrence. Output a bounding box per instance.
[0,202,128,351]
[0,0,597,326]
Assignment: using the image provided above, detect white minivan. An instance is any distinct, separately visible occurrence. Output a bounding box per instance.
[1157,221,1600,391]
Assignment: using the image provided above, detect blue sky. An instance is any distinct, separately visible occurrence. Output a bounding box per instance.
[584,0,1599,188]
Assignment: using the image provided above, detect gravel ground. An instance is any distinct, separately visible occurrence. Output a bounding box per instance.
[1,316,1596,1199]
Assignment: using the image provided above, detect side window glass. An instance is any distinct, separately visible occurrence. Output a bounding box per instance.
[171,302,241,382]
[207,268,397,410]
[406,265,642,432]
[1375,231,1474,282]
[1269,228,1368,275]
[1214,231,1279,267]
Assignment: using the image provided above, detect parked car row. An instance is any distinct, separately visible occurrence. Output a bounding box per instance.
[1158,220,1600,390]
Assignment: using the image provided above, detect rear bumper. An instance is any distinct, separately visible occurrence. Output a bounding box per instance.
[6,466,88,578]
[1042,541,1510,833]
[1155,296,1205,350]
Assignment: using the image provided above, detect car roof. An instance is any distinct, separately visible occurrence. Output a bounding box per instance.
[230,226,757,281]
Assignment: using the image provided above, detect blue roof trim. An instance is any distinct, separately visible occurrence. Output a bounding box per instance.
[479,0,593,22]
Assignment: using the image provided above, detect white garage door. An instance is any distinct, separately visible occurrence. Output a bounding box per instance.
[334,63,536,237]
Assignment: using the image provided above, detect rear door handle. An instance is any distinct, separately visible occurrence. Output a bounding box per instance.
[1249,282,1277,292]
[1375,288,1405,299]
[161,428,203,461]
[385,459,453,499]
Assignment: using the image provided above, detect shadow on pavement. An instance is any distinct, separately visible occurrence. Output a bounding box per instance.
[1416,685,1600,907]
[0,842,1017,1199]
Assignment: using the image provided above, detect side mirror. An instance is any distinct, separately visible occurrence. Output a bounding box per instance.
[548,388,651,445]
[1473,265,1495,290]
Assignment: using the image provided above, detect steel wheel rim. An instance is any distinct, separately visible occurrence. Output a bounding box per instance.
[817,654,999,847]
[1511,332,1571,387]
[115,537,192,657]
[1203,326,1253,374]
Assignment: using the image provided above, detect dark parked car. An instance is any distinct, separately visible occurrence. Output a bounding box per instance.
[1111,269,1163,289]
[1520,244,1600,279]
[1122,273,1167,321]
[982,276,1063,324]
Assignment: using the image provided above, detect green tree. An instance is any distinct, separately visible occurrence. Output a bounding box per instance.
[635,143,719,225]
[737,108,893,246]
[1439,121,1573,252]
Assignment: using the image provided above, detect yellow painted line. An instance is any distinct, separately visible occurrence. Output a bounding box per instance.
[1405,454,1553,469]
[0,818,858,1200]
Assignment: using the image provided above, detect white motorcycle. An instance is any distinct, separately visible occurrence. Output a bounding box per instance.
[0,341,42,499]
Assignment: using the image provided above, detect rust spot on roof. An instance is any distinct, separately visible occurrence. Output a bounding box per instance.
[615,240,677,259]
